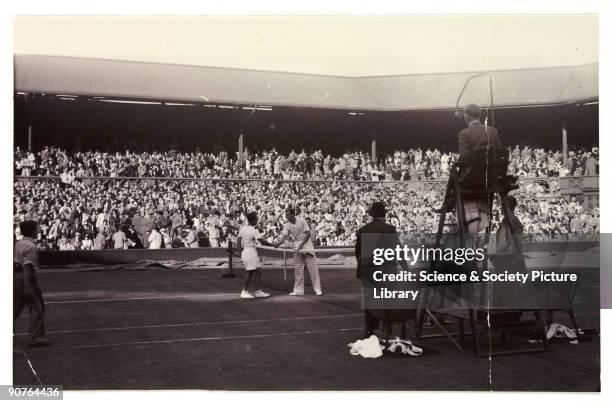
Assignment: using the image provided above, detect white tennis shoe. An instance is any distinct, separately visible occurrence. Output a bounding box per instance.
[254,290,270,298]
[240,291,255,299]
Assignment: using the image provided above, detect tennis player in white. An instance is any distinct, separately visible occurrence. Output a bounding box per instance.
[237,212,276,299]
[274,207,323,296]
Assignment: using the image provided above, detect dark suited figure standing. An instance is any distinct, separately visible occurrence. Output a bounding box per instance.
[355,202,403,338]
[456,104,501,234]
[456,104,501,165]
[14,220,50,347]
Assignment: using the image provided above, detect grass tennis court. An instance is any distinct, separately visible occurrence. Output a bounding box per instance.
[13,257,600,391]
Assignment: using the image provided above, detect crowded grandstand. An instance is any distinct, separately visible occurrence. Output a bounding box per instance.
[14,144,599,180]
[14,143,599,250]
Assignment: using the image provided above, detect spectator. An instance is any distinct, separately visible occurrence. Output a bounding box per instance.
[183,220,198,248]
[148,226,163,249]
[111,224,127,249]
[160,228,172,248]
[584,152,598,176]
[126,224,143,249]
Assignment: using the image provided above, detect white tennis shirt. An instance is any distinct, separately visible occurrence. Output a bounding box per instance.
[282,218,315,251]
[238,225,262,248]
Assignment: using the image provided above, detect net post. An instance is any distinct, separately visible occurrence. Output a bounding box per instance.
[222,240,236,278]
[283,250,289,292]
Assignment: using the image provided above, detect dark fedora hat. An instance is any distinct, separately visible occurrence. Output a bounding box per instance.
[368,202,386,218]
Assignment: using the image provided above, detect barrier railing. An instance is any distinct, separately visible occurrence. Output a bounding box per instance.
[40,246,229,267]
[14,175,600,196]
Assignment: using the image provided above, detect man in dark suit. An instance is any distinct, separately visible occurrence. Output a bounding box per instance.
[457,104,501,166]
[355,202,403,337]
[456,104,501,234]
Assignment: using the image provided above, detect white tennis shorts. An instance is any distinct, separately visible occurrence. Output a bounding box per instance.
[241,247,259,271]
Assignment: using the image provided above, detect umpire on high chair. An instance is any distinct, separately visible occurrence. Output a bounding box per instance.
[14,220,50,347]
[456,104,501,234]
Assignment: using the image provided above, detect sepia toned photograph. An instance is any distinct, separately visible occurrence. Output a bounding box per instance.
[11,15,600,392]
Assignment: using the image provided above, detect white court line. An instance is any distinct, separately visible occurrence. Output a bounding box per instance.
[14,313,362,335]
[45,291,359,304]
[29,327,363,351]
[45,292,239,304]
[14,351,43,385]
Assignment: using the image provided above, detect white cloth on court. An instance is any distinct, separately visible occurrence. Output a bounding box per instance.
[348,335,384,358]
[546,323,577,341]
[385,337,423,356]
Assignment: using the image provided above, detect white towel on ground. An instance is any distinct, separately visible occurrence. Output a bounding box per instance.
[348,335,384,358]
[546,322,577,340]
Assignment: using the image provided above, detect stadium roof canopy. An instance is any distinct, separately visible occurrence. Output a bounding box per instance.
[14,16,599,111]
[14,55,598,111]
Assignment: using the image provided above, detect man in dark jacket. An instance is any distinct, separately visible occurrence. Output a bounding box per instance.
[355,202,403,337]
[456,104,501,166]
[456,104,501,234]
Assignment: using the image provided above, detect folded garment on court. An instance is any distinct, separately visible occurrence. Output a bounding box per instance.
[348,335,384,358]
[384,337,423,356]
[546,322,577,340]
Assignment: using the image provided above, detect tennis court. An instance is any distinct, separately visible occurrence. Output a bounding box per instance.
[13,248,600,391]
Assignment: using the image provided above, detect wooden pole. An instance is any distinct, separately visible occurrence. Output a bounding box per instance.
[238,133,244,167]
[371,138,376,163]
[562,124,568,165]
[25,93,33,152]
[28,122,32,152]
